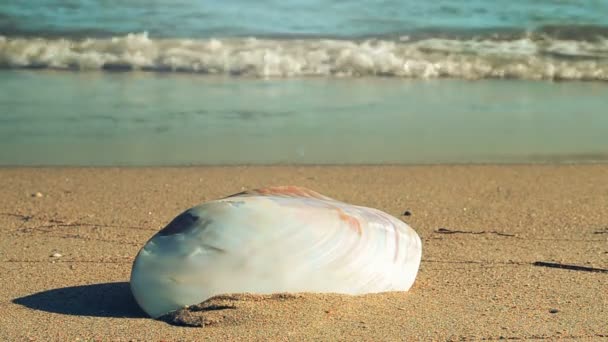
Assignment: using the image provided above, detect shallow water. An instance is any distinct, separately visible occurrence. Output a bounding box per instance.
[1,70,606,166]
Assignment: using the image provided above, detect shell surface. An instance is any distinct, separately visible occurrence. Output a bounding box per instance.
[130,186,422,318]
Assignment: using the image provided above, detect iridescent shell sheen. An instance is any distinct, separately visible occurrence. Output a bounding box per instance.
[130,186,422,318]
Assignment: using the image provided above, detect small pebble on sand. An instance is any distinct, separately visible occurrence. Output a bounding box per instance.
[549,308,559,314]
[51,253,62,258]
[32,192,43,198]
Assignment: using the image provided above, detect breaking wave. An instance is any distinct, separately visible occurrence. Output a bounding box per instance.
[1,32,608,80]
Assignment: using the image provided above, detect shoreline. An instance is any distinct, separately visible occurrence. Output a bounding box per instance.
[1,165,606,340]
[2,158,608,168]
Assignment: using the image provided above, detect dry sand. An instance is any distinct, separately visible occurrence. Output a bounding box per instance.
[0,165,606,341]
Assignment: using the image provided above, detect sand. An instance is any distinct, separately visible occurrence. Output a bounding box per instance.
[0,165,606,341]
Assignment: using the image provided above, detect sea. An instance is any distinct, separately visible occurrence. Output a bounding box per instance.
[1,1,607,165]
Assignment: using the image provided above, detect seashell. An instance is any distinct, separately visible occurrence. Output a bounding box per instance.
[130,186,422,318]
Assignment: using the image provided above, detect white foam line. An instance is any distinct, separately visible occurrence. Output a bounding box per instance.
[1,33,607,80]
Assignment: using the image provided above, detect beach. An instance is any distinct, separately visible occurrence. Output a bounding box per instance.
[2,2,608,340]
[1,165,606,340]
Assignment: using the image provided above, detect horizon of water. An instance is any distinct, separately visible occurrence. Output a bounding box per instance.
[3,1,608,39]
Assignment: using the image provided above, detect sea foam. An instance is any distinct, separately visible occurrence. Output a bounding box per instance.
[1,33,607,80]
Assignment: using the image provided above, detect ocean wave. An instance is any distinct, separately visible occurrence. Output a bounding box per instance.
[1,32,607,80]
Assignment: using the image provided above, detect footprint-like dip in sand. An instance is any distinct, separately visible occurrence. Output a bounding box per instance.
[130,186,422,318]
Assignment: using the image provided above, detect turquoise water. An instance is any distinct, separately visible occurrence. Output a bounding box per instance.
[1,1,608,80]
[1,70,606,165]
[2,0,607,38]
[1,2,607,165]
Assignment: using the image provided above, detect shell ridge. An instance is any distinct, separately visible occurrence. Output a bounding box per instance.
[226,186,335,201]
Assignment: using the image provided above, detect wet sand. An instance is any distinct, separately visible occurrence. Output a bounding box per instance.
[0,165,606,341]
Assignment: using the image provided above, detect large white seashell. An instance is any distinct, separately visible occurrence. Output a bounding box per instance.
[130,186,422,318]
